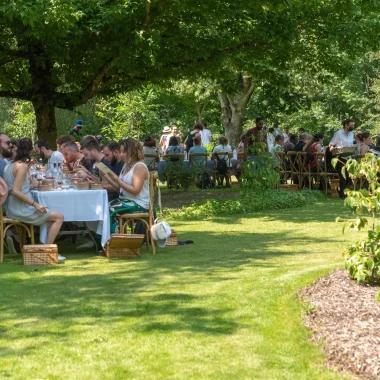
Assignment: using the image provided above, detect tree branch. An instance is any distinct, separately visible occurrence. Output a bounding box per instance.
[79,56,117,102]
[142,0,151,30]
[0,90,31,101]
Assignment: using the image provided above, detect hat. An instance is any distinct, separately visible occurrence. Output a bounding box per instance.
[151,222,172,248]
[0,177,8,206]
[162,126,171,133]
[75,120,83,127]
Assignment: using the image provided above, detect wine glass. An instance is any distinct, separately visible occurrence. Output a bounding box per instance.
[36,171,43,185]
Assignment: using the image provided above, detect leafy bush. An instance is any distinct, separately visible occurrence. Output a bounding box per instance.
[164,160,196,190]
[241,142,280,191]
[164,189,324,220]
[335,154,380,284]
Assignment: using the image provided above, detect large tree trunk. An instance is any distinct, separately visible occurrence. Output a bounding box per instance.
[218,73,255,147]
[33,102,57,148]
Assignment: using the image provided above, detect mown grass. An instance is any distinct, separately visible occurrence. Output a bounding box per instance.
[0,199,358,379]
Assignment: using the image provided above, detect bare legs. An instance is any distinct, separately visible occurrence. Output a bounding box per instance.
[46,211,64,244]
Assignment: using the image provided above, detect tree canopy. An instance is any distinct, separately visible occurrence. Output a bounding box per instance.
[0,0,380,145]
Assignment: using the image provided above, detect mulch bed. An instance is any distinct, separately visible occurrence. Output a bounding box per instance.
[299,270,380,379]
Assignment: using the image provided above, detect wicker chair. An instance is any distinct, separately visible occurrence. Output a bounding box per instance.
[118,171,158,255]
[0,205,35,262]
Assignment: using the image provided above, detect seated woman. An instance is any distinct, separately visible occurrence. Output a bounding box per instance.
[304,133,324,172]
[143,135,159,169]
[355,131,374,156]
[166,136,182,154]
[105,138,150,234]
[189,135,208,167]
[3,138,64,255]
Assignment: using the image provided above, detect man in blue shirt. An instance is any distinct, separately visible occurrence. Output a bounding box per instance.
[0,133,13,177]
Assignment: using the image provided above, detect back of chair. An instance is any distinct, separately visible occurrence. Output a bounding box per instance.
[189,152,208,171]
[144,154,158,171]
[149,171,158,205]
[213,151,232,165]
[164,153,185,163]
[237,152,246,161]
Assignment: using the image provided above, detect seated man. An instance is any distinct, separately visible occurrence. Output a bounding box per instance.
[61,141,92,172]
[34,139,64,170]
[103,141,124,176]
[189,135,208,167]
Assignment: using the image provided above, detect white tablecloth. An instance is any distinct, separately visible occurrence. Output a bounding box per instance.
[31,189,110,247]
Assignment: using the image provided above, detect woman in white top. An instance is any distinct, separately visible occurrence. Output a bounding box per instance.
[105,138,150,233]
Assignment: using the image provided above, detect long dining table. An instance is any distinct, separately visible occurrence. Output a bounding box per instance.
[31,188,110,247]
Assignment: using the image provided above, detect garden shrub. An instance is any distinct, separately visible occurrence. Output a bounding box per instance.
[164,189,324,220]
[334,154,380,284]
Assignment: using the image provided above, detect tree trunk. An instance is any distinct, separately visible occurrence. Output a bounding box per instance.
[33,102,57,148]
[218,73,255,147]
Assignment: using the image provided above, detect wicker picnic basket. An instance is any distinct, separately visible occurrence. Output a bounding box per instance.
[105,234,144,258]
[166,230,178,246]
[22,244,58,265]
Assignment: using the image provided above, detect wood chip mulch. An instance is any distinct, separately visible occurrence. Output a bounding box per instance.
[299,270,380,379]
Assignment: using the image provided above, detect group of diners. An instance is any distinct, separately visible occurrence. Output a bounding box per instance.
[143,131,235,187]
[239,117,380,199]
[0,132,152,259]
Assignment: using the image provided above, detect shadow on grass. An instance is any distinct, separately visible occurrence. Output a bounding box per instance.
[0,204,347,362]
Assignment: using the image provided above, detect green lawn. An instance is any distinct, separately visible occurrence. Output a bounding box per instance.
[0,199,358,380]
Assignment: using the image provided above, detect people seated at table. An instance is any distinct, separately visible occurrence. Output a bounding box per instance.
[142,136,159,169]
[56,135,75,153]
[103,141,124,176]
[294,133,311,152]
[304,133,324,172]
[213,136,232,187]
[166,136,183,154]
[355,131,372,156]
[3,138,64,251]
[283,134,298,154]
[77,136,112,181]
[61,141,93,172]
[189,135,208,167]
[34,139,64,170]
[185,122,203,153]
[104,138,150,234]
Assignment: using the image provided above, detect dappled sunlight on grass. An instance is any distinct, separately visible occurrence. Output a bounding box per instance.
[0,200,360,379]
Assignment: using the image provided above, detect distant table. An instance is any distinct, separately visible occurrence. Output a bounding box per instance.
[31,189,110,247]
[156,159,239,182]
